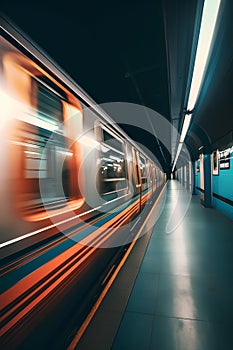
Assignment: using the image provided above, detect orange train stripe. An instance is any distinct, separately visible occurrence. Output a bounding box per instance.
[1,190,151,310]
[0,204,138,336]
[0,192,152,335]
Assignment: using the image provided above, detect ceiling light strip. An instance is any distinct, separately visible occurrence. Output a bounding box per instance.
[172,0,222,172]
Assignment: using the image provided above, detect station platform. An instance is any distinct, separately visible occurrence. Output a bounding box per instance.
[75,180,233,350]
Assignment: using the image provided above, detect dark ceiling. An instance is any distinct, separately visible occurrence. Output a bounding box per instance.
[1,0,233,173]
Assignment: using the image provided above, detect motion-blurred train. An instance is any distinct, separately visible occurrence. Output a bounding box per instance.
[0,17,166,348]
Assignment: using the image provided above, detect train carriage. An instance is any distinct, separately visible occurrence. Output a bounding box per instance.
[0,17,165,349]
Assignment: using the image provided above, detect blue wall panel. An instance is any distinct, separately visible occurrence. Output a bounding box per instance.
[212,149,233,220]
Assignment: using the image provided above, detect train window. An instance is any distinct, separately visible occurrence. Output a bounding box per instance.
[152,166,157,189]
[24,141,47,179]
[102,129,123,152]
[32,78,63,125]
[139,155,148,186]
[147,161,152,186]
[98,127,128,196]
[11,121,76,214]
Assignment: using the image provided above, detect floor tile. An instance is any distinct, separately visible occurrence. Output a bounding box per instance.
[112,311,154,350]
[155,274,233,322]
[126,272,159,314]
[139,253,161,274]
[149,316,233,350]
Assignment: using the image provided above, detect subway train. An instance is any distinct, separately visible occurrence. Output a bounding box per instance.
[0,18,166,348]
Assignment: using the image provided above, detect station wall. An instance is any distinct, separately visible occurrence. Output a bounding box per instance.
[194,148,233,220]
[212,148,233,220]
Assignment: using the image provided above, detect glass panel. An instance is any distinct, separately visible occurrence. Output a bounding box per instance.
[133,148,140,185]
[139,155,147,185]
[24,141,47,179]
[35,81,62,122]
[102,129,124,153]
[98,128,127,195]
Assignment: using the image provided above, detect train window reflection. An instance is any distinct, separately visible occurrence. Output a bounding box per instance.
[139,155,148,188]
[12,123,77,214]
[98,127,128,196]
[102,129,123,152]
[147,161,152,187]
[24,142,47,179]
[33,79,63,124]
[132,148,141,186]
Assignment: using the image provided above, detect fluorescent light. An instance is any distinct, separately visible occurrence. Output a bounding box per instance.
[180,115,192,143]
[187,0,222,111]
[172,0,222,172]
[172,115,191,171]
[172,142,183,172]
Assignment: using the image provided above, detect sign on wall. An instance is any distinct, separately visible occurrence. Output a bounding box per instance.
[219,149,230,170]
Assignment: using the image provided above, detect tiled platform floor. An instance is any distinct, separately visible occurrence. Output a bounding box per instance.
[77,180,233,350]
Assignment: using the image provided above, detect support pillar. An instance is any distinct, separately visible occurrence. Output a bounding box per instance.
[203,154,212,208]
[192,161,197,195]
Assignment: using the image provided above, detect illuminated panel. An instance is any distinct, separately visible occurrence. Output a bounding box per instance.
[187,0,222,111]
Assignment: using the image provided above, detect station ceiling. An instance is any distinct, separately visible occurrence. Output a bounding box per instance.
[1,0,233,173]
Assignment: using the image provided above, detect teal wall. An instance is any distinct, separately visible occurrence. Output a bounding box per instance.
[212,149,233,220]
[195,149,233,220]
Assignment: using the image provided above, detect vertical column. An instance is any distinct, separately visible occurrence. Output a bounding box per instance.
[203,154,212,208]
[192,161,197,195]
